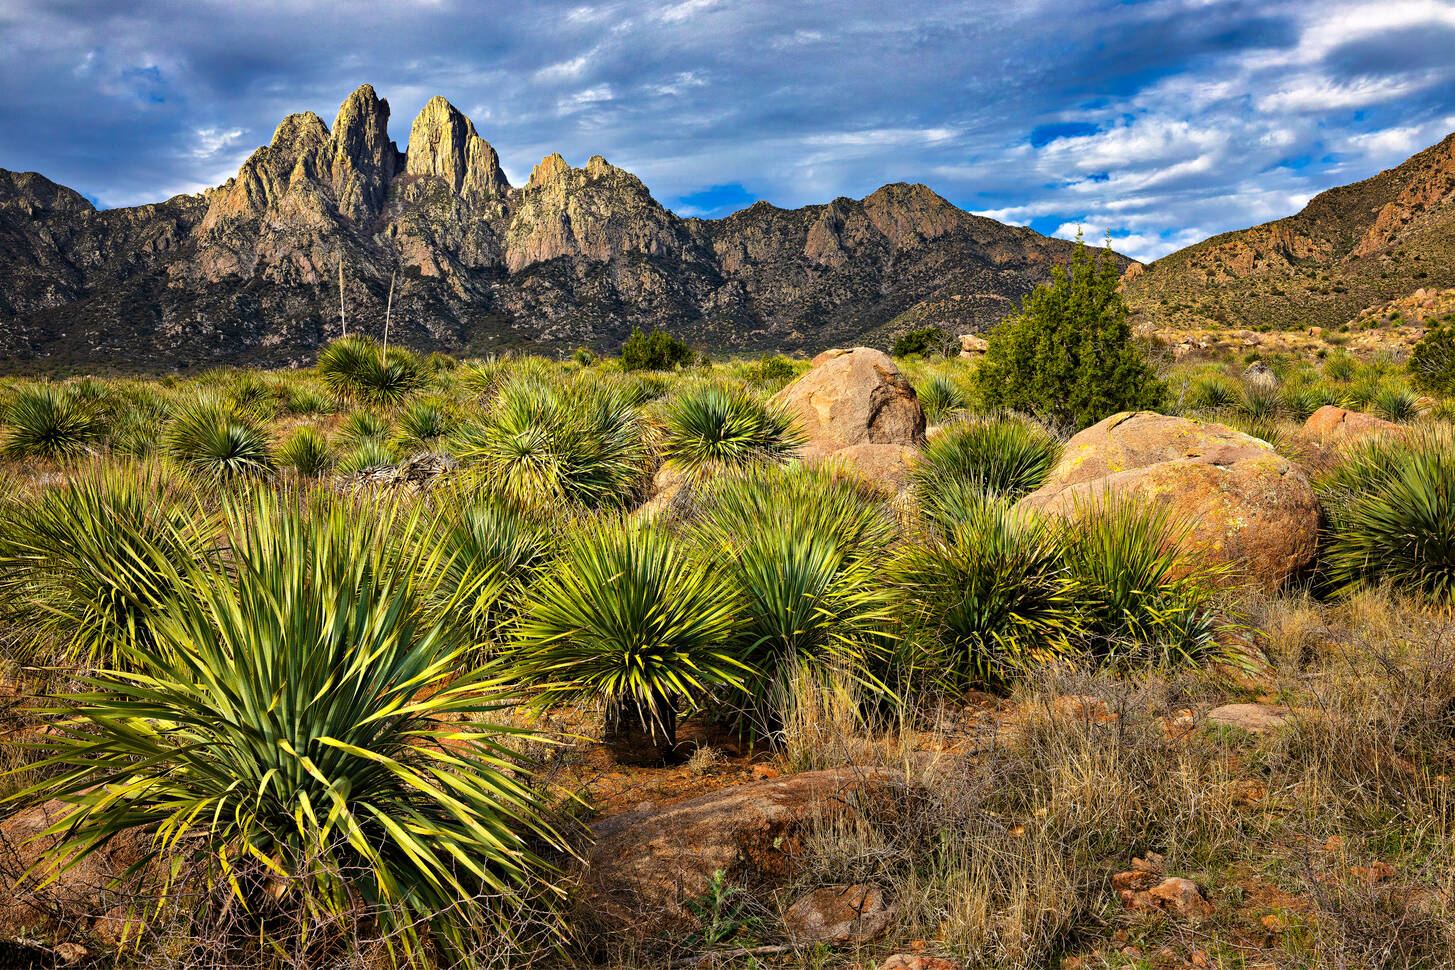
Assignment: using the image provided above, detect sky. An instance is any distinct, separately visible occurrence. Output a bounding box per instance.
[1,0,1453,262]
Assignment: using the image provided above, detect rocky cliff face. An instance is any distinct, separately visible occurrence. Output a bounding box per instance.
[1123,131,1455,332]
[0,84,1102,372]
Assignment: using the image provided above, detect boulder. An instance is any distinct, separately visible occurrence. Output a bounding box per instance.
[818,443,918,496]
[0,798,148,942]
[582,767,903,934]
[1016,412,1318,589]
[783,883,893,943]
[958,334,988,357]
[772,348,925,450]
[1302,405,1401,444]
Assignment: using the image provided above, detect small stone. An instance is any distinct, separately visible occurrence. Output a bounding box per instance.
[1207,703,1289,734]
[880,956,960,970]
[783,883,893,943]
[1120,876,1214,921]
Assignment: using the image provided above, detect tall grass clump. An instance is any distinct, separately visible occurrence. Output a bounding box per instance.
[659,383,802,480]
[1320,428,1455,602]
[512,520,741,762]
[318,335,424,407]
[164,397,275,480]
[895,497,1077,685]
[0,466,214,667]
[457,377,648,510]
[13,494,565,961]
[912,416,1062,530]
[0,385,104,460]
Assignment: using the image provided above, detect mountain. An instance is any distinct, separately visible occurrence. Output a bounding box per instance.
[0,84,1103,372]
[1122,131,1455,332]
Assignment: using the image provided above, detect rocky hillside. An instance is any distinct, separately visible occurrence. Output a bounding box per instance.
[0,85,1101,372]
[1122,131,1455,332]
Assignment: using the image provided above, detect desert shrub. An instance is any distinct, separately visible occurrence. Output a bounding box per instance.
[0,466,214,667]
[893,326,948,359]
[912,416,1062,530]
[660,383,802,479]
[394,398,455,452]
[746,353,797,385]
[164,397,275,481]
[1409,321,1455,396]
[1282,381,1344,420]
[1061,497,1230,664]
[277,426,335,478]
[425,491,554,651]
[106,385,174,458]
[284,382,334,415]
[1320,429,1455,602]
[1372,385,1421,422]
[1187,374,1240,411]
[895,497,1077,685]
[692,467,896,731]
[975,236,1162,430]
[318,335,424,407]
[456,377,648,510]
[916,373,967,423]
[336,437,397,474]
[16,494,562,959]
[573,346,597,366]
[1236,380,1282,420]
[511,520,741,760]
[338,409,393,447]
[0,385,104,460]
[620,327,692,371]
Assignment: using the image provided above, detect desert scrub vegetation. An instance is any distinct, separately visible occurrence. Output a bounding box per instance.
[0,337,1453,969]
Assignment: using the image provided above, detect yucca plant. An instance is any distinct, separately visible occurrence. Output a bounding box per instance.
[692,468,896,731]
[1281,381,1343,421]
[338,409,394,447]
[318,335,424,407]
[0,465,214,667]
[894,496,1077,685]
[912,416,1061,531]
[394,398,455,453]
[512,520,742,763]
[426,492,555,651]
[336,437,397,474]
[106,385,174,458]
[284,383,335,416]
[277,426,335,478]
[916,373,968,424]
[13,494,564,960]
[457,377,648,510]
[1236,381,1281,420]
[0,385,104,460]
[1061,496,1230,665]
[1187,374,1239,412]
[660,384,802,480]
[1371,385,1421,422]
[164,397,275,480]
[1321,428,1455,602]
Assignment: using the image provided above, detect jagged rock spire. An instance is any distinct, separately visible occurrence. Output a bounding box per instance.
[404,96,510,201]
[328,84,399,223]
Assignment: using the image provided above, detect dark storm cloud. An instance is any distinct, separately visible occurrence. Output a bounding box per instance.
[1,0,1452,260]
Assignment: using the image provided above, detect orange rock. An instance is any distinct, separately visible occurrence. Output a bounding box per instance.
[1302,405,1402,444]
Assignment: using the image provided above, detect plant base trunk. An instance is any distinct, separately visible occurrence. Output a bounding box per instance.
[604,693,680,766]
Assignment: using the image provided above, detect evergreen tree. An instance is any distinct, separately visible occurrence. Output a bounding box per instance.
[974,233,1162,430]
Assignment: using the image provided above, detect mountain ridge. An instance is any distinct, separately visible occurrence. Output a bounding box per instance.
[0,84,1105,372]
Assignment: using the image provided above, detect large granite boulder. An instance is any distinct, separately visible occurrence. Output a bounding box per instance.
[1017,412,1319,589]
[1302,405,1402,444]
[772,348,925,451]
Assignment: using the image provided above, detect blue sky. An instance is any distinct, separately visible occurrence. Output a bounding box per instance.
[1,0,1453,261]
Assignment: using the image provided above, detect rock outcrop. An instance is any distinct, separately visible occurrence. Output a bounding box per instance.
[1301,405,1402,444]
[773,348,926,451]
[0,84,1104,370]
[1017,412,1319,589]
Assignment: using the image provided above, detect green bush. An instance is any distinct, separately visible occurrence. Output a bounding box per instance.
[895,496,1076,685]
[511,520,742,760]
[15,494,562,957]
[1321,428,1455,602]
[164,397,275,481]
[912,416,1062,531]
[749,353,797,384]
[661,384,802,479]
[1409,321,1455,396]
[892,326,948,359]
[318,335,424,407]
[620,327,693,371]
[974,236,1162,429]
[0,385,104,460]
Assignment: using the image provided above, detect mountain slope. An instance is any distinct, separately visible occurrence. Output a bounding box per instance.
[1122,132,1455,332]
[0,84,1109,372]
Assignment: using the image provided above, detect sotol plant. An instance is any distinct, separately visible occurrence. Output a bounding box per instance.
[318,335,424,407]
[15,494,564,959]
[0,384,104,460]
[660,383,803,480]
[912,416,1062,531]
[164,397,275,480]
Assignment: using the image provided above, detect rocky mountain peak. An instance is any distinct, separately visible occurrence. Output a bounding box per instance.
[527,152,571,190]
[403,96,509,202]
[327,84,399,223]
[269,112,329,155]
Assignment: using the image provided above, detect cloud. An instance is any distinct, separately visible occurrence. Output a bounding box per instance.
[0,0,1452,261]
